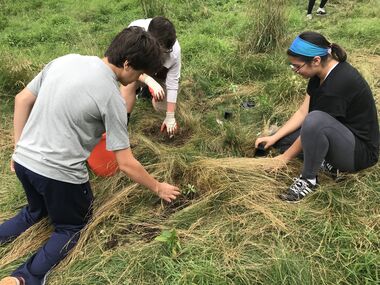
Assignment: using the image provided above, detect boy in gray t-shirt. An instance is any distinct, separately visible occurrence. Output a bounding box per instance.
[0,27,180,285]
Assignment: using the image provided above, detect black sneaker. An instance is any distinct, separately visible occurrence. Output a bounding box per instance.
[320,160,341,180]
[279,177,318,203]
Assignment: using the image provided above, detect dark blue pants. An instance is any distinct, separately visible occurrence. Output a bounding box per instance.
[0,162,93,285]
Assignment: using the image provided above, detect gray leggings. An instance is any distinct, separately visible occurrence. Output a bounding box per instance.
[275,111,356,179]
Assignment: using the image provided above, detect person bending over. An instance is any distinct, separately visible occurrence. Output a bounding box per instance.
[121,16,181,136]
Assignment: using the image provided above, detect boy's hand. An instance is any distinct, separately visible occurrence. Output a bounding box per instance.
[156,182,181,202]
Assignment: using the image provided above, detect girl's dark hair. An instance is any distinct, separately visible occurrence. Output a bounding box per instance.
[287,31,347,63]
[148,16,177,50]
[104,26,163,74]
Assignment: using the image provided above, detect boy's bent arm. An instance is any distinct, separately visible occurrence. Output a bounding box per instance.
[114,148,180,202]
[14,88,37,147]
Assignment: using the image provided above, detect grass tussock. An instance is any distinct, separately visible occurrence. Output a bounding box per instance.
[240,0,288,54]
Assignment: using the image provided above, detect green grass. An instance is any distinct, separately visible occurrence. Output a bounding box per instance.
[1,0,379,284]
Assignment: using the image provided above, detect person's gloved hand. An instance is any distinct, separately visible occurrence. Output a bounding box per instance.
[143,75,165,101]
[161,112,178,136]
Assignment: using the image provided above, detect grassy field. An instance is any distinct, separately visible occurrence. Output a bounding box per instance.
[0,0,379,284]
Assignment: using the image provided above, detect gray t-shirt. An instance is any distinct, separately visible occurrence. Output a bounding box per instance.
[13,54,130,184]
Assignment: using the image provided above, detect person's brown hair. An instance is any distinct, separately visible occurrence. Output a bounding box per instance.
[148,16,176,50]
[105,26,163,74]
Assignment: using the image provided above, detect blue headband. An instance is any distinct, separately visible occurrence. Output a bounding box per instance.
[289,36,329,57]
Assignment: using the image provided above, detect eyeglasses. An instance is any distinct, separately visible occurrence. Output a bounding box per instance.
[289,62,306,73]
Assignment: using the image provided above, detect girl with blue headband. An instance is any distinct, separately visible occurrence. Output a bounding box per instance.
[255,31,379,202]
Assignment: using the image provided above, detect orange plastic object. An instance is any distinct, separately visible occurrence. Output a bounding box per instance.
[88,133,118,177]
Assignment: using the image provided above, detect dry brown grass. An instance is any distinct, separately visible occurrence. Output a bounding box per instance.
[209,84,263,106]
[0,128,12,152]
[53,154,301,268]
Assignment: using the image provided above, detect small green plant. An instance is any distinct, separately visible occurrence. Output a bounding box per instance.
[182,183,198,196]
[154,229,181,257]
[229,83,238,93]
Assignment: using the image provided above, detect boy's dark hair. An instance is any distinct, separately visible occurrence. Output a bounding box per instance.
[105,26,163,74]
[148,16,176,50]
[287,31,347,64]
